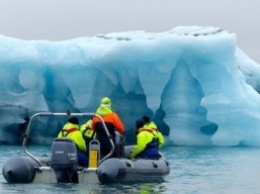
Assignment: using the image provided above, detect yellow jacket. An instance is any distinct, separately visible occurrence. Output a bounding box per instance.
[143,121,165,148]
[130,128,156,159]
[80,119,96,139]
[57,122,86,152]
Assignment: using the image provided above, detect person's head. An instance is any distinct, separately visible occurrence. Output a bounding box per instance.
[134,119,145,135]
[101,97,111,107]
[135,119,145,129]
[142,116,151,124]
[68,117,79,125]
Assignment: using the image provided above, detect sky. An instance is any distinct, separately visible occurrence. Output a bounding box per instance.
[0,0,259,63]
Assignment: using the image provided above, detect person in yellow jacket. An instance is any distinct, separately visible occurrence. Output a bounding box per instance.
[57,117,88,167]
[79,118,97,158]
[142,116,165,148]
[130,119,160,159]
[80,118,96,147]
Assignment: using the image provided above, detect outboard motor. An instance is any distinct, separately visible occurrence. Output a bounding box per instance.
[51,138,78,183]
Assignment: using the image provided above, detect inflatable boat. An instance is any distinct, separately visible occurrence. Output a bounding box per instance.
[2,112,170,184]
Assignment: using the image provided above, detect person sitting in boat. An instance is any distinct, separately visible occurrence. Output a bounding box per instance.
[80,117,96,148]
[142,115,165,148]
[92,97,125,158]
[130,118,160,159]
[57,117,88,167]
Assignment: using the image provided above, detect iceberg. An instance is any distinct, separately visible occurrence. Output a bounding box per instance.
[1,26,260,147]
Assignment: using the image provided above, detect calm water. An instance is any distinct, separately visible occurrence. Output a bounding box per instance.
[0,145,260,194]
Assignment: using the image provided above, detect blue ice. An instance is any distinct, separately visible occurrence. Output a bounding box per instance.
[1,26,260,146]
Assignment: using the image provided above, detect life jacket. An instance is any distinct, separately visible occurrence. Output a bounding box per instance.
[82,127,96,146]
[82,127,96,138]
[143,122,157,131]
[61,127,78,137]
[79,120,95,145]
[143,122,165,148]
[58,122,87,152]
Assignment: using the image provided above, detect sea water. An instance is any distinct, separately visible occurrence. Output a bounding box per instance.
[0,145,260,194]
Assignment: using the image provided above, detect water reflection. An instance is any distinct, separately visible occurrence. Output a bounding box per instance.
[1,146,260,194]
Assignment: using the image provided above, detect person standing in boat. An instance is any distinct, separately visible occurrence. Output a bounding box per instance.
[130,118,160,159]
[142,115,165,148]
[57,117,88,167]
[92,97,125,158]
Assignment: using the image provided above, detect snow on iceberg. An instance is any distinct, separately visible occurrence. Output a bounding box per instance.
[1,26,260,146]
